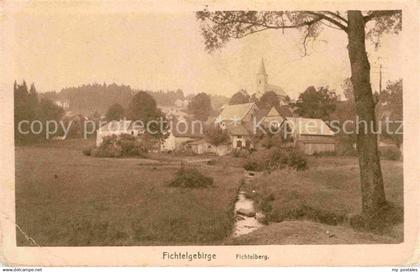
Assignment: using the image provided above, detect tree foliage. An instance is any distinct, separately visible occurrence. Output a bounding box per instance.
[294,86,337,120]
[14,81,64,144]
[205,125,230,146]
[196,10,401,54]
[126,91,168,141]
[377,79,403,146]
[41,83,186,115]
[257,91,281,111]
[187,92,213,121]
[105,103,125,121]
[229,90,250,105]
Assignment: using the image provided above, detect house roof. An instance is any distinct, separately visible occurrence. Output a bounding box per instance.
[286,117,335,136]
[171,119,204,138]
[266,106,280,117]
[99,120,141,132]
[217,102,257,122]
[185,138,209,145]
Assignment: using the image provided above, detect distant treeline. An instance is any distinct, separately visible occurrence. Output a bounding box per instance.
[40,83,228,115]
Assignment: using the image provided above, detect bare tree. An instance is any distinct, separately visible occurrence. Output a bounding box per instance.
[196,10,401,221]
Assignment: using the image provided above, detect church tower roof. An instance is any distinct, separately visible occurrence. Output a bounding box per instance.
[258,58,267,75]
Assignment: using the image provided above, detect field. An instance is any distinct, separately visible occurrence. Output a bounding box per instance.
[15,139,243,246]
[15,140,403,245]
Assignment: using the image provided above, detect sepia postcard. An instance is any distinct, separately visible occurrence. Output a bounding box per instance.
[0,0,419,267]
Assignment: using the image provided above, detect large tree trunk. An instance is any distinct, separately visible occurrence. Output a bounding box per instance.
[347,11,387,219]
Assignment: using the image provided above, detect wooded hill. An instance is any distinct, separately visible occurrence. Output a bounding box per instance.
[40,83,228,115]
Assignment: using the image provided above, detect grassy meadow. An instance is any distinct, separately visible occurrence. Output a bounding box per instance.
[15,139,243,246]
[15,139,403,245]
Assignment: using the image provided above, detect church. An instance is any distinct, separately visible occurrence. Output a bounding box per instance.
[255,58,288,105]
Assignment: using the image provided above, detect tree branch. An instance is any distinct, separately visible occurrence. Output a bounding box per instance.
[324,11,348,23]
[304,11,348,32]
[363,10,401,23]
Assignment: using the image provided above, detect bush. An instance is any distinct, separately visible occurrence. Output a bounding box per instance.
[207,159,217,166]
[91,144,122,158]
[380,147,401,161]
[232,149,250,158]
[243,160,263,172]
[82,146,92,156]
[169,168,214,188]
[287,150,308,171]
[243,148,307,172]
[91,134,148,158]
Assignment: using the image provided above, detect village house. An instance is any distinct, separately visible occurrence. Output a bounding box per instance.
[184,139,231,156]
[160,119,204,151]
[96,120,144,147]
[260,106,285,129]
[285,117,336,155]
[215,102,259,149]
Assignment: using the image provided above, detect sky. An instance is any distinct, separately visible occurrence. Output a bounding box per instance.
[1,2,403,99]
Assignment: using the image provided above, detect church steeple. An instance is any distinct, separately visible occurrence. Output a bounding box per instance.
[256,58,268,97]
[258,58,267,76]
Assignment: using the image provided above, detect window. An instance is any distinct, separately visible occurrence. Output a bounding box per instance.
[131,131,134,135]
[237,136,242,139]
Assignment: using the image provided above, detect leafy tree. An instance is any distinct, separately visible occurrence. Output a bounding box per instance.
[196,10,402,220]
[205,125,230,146]
[257,91,280,111]
[126,91,168,141]
[105,103,125,121]
[127,91,159,121]
[229,90,250,105]
[28,83,39,119]
[294,86,338,120]
[377,79,402,146]
[38,98,64,121]
[14,81,64,143]
[188,92,213,121]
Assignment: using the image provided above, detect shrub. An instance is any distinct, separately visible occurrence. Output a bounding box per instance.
[243,160,262,172]
[82,146,93,156]
[232,149,250,158]
[91,134,148,158]
[169,168,214,188]
[287,150,308,171]
[91,145,122,158]
[243,148,307,172]
[207,159,217,165]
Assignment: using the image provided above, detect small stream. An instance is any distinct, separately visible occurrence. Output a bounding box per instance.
[232,191,264,237]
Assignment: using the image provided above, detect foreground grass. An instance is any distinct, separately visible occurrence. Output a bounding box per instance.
[237,156,403,243]
[15,140,242,246]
